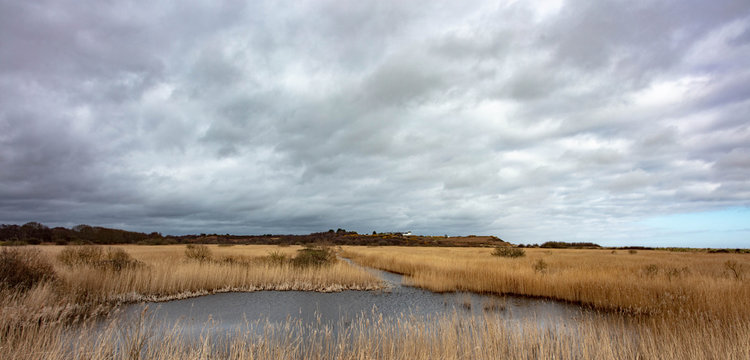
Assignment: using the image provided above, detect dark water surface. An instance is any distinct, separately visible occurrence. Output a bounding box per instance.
[114,260,591,339]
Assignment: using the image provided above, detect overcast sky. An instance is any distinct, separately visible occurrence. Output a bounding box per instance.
[1,1,749,247]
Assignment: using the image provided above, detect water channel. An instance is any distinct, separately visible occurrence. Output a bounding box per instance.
[113,259,593,340]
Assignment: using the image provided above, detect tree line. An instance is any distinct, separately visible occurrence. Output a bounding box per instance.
[0,222,160,245]
[0,223,511,247]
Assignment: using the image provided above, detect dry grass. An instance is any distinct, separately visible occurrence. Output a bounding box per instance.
[3,245,749,359]
[342,246,750,320]
[0,245,384,329]
[45,245,383,299]
[1,310,748,359]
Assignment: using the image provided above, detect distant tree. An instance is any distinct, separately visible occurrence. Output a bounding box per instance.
[20,222,51,243]
[73,224,92,232]
[22,222,47,230]
[541,241,601,249]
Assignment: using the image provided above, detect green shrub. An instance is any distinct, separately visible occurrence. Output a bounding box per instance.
[492,246,525,258]
[0,248,56,291]
[292,245,336,267]
[185,244,212,262]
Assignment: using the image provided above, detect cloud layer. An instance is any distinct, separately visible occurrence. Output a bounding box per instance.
[2,0,749,246]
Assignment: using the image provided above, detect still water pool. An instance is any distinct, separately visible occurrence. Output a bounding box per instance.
[114,260,591,339]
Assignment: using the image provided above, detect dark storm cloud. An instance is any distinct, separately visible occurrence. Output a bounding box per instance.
[1,0,749,246]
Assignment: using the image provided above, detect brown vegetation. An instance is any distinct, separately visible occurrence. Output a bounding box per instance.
[342,246,750,320]
[57,246,143,271]
[0,248,56,291]
[2,309,749,359]
[491,245,526,258]
[2,244,749,359]
[0,245,384,333]
[184,244,213,262]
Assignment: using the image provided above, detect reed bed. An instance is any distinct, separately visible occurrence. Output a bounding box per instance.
[0,245,384,328]
[56,257,382,303]
[2,309,748,359]
[342,246,750,321]
[47,245,383,300]
[3,245,749,358]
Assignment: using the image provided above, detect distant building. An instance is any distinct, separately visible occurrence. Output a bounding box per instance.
[403,231,413,236]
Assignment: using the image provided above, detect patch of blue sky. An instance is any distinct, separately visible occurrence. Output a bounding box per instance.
[639,207,750,248]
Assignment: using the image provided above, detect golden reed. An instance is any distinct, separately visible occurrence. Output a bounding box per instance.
[342,246,750,320]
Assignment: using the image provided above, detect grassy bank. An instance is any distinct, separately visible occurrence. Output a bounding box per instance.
[0,245,384,328]
[342,246,750,320]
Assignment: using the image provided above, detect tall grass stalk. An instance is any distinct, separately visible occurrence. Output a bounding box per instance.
[2,310,748,359]
[342,246,750,320]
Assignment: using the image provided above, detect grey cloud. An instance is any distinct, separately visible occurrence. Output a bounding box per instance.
[361,58,447,106]
[547,1,750,72]
[730,25,750,46]
[1,0,749,246]
[715,148,750,170]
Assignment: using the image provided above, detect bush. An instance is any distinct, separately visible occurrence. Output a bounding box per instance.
[266,251,288,265]
[0,248,56,291]
[57,246,141,271]
[185,244,212,262]
[102,247,142,271]
[292,245,337,267]
[533,259,549,274]
[492,246,525,258]
[58,246,103,267]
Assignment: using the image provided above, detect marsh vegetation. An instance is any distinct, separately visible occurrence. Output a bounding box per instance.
[342,246,750,319]
[1,245,748,359]
[0,245,382,332]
